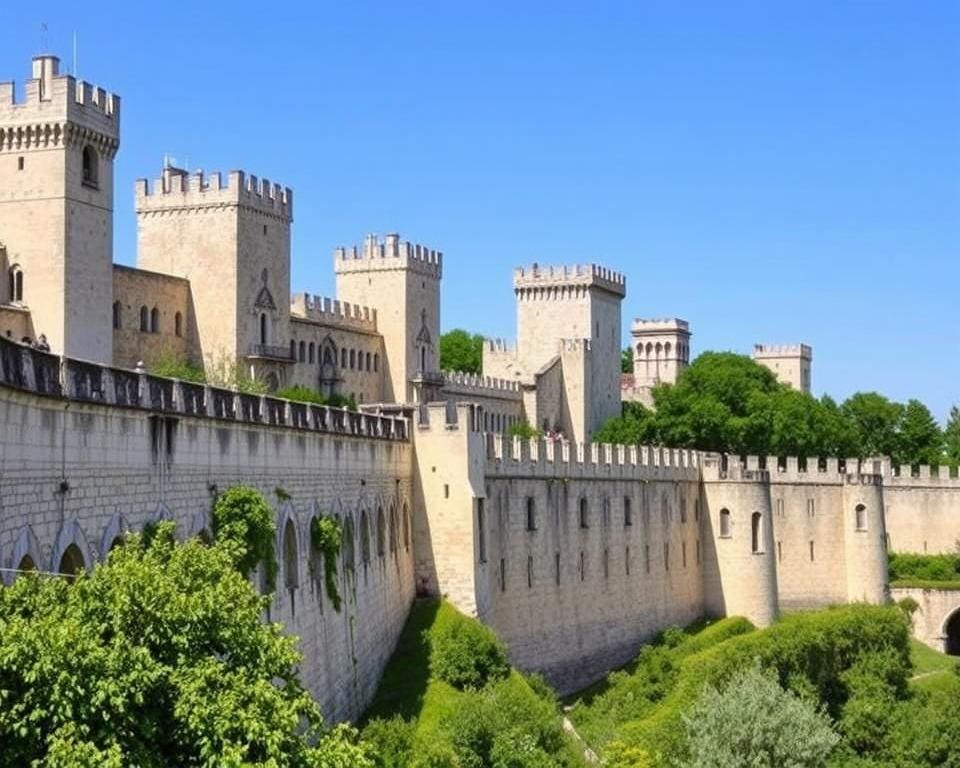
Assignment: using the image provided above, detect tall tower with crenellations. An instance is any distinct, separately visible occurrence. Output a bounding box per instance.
[0,55,120,361]
[514,263,626,440]
[335,234,443,404]
[135,166,293,388]
[752,343,812,393]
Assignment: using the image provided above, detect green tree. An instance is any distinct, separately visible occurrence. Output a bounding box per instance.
[0,523,374,767]
[682,664,840,768]
[895,399,943,467]
[840,393,904,459]
[622,347,634,374]
[595,402,657,445]
[944,406,960,465]
[440,329,484,374]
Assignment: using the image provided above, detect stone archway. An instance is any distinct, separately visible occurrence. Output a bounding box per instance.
[945,609,960,656]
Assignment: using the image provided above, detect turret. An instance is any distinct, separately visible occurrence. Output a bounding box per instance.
[753,343,812,393]
[842,470,889,604]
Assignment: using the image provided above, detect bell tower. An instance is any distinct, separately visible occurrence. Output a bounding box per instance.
[0,55,120,361]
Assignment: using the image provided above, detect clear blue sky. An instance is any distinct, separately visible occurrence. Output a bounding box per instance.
[3,3,958,419]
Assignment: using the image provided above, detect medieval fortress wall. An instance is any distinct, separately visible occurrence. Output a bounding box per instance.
[0,340,415,723]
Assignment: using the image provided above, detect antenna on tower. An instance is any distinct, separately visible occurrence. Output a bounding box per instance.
[72,31,78,78]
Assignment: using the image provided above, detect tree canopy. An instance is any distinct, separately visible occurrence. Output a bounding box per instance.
[439,329,484,374]
[596,352,946,465]
[0,520,373,767]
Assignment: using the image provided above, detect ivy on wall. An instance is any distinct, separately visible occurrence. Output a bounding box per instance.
[311,516,343,612]
[211,486,278,592]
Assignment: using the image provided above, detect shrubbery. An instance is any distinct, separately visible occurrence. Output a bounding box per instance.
[429,610,510,690]
[888,551,960,584]
[211,485,277,590]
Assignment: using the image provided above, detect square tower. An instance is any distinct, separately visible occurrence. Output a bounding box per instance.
[514,263,626,439]
[752,343,812,393]
[135,167,293,387]
[0,55,120,361]
[631,318,691,388]
[335,234,442,404]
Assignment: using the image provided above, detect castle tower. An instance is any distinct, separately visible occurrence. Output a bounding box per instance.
[842,473,889,604]
[752,344,812,393]
[135,167,293,387]
[0,55,120,361]
[631,318,691,388]
[514,264,626,440]
[335,234,442,404]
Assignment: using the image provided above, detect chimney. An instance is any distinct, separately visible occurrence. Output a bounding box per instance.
[31,55,60,101]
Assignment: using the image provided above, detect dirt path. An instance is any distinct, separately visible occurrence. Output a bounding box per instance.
[562,713,599,764]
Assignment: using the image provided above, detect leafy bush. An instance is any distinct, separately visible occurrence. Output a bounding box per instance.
[429,610,510,690]
[362,715,415,768]
[311,515,343,612]
[149,348,206,383]
[276,384,326,404]
[211,485,277,590]
[888,552,960,583]
[506,421,544,440]
[682,663,840,768]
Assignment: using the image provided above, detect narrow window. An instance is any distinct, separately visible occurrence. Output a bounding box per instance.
[259,313,267,344]
[341,348,348,367]
[555,551,560,585]
[374,353,379,372]
[624,496,632,526]
[625,546,631,575]
[365,352,371,371]
[664,542,670,571]
[680,497,687,524]
[420,346,426,371]
[696,538,701,565]
[579,498,588,529]
[174,311,183,338]
[112,301,122,330]
[263,224,268,235]
[299,341,306,362]
[694,499,700,521]
[309,342,315,364]
[777,541,782,563]
[150,307,160,333]
[751,512,763,554]
[526,497,536,531]
[17,156,24,170]
[291,340,297,360]
[602,497,610,527]
[139,305,149,332]
[283,519,299,592]
[376,508,386,556]
[500,558,506,592]
[527,556,534,588]
[443,484,449,499]
[809,540,815,562]
[350,349,356,369]
[603,548,610,579]
[82,145,99,187]
[645,544,650,573]
[855,503,867,531]
[477,499,487,563]
[579,551,585,581]
[719,508,732,538]
[682,541,687,568]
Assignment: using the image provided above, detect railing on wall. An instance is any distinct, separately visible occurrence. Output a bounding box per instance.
[0,336,409,442]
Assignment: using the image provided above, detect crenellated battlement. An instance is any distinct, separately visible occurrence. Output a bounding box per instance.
[513,263,626,297]
[135,167,293,220]
[632,318,690,334]
[334,233,442,279]
[753,343,812,360]
[290,293,378,332]
[442,370,523,396]
[0,56,120,152]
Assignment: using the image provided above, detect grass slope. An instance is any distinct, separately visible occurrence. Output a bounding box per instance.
[363,598,585,766]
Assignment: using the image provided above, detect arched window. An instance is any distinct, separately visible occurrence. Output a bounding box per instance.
[174,312,183,338]
[139,305,149,332]
[624,496,632,526]
[526,497,536,531]
[374,353,379,372]
[342,516,355,572]
[16,553,36,573]
[58,543,86,576]
[751,512,763,553]
[8,265,23,303]
[260,313,268,344]
[579,498,589,529]
[290,340,296,359]
[402,503,410,551]
[719,508,732,538]
[349,349,356,369]
[420,346,426,372]
[298,341,306,362]
[855,504,867,531]
[150,307,160,333]
[308,342,315,364]
[283,518,299,591]
[341,348,348,368]
[360,509,371,564]
[112,301,122,329]
[365,352,371,371]
[82,145,99,187]
[376,507,386,557]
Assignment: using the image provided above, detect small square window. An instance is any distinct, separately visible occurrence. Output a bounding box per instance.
[17,157,24,171]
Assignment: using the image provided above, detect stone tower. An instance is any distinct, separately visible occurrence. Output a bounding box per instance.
[135,167,293,388]
[0,55,119,361]
[631,318,691,388]
[514,264,625,440]
[335,234,442,404]
[752,344,812,393]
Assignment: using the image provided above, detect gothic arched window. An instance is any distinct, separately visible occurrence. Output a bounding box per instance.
[82,145,99,188]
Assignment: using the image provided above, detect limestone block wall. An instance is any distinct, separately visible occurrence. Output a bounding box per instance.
[288,316,385,403]
[0,345,414,723]
[882,466,960,554]
[479,436,704,694]
[440,372,524,433]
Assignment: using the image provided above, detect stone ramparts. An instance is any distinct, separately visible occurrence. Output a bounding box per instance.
[290,293,379,333]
